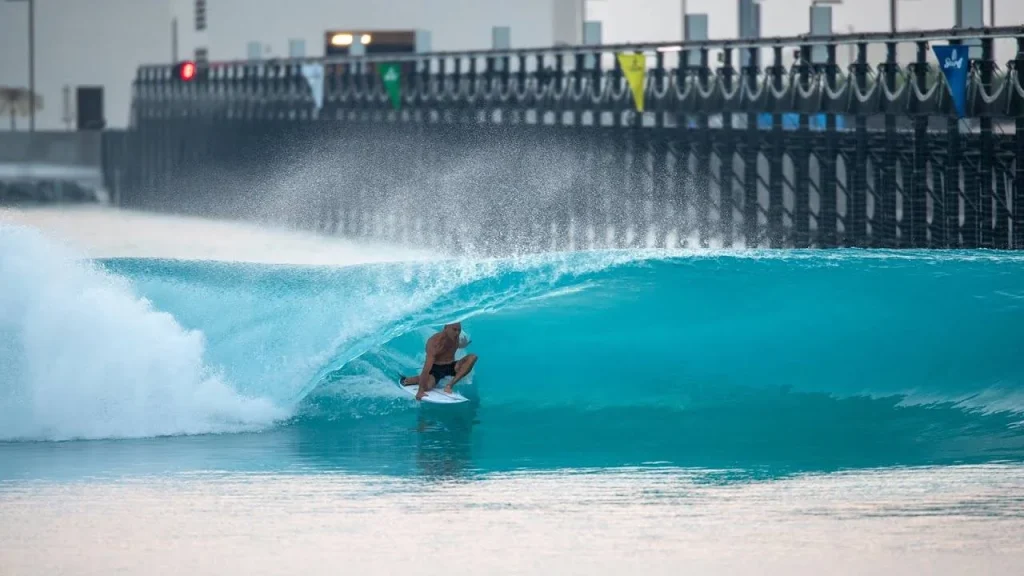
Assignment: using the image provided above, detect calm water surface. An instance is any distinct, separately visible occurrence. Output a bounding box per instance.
[2,465,1023,575]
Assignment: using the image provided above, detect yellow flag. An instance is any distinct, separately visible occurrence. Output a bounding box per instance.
[616,52,646,112]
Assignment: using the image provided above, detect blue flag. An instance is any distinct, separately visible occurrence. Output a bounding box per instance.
[932,44,968,118]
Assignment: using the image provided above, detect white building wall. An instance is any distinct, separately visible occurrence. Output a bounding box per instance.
[589,0,1024,69]
[553,0,586,46]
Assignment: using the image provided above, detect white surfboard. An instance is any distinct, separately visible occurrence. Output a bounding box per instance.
[396,378,469,404]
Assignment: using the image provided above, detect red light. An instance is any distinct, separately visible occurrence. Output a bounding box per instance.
[179,61,197,81]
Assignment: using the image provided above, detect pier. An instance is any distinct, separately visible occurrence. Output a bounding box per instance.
[109,25,1024,253]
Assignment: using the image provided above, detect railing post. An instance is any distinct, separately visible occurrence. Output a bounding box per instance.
[980,37,1002,248]
[822,42,839,247]
[674,51,692,246]
[652,49,670,248]
[720,46,735,248]
[795,44,811,248]
[852,42,869,247]
[882,41,899,247]
[944,39,964,248]
[768,46,785,247]
[465,56,476,124]
[912,41,929,248]
[1016,38,1024,249]
[744,46,760,247]
[697,46,711,247]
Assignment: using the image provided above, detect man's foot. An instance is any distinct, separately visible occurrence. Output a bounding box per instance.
[443,384,453,394]
[398,374,412,386]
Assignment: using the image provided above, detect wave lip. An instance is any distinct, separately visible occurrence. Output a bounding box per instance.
[0,223,287,442]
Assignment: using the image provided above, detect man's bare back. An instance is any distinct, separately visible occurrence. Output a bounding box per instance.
[398,322,479,400]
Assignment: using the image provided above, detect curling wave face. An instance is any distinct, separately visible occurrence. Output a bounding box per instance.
[2,222,1024,473]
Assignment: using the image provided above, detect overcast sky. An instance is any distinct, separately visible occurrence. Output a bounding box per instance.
[1,0,1021,130]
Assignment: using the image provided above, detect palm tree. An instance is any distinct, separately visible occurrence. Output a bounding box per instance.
[0,86,43,131]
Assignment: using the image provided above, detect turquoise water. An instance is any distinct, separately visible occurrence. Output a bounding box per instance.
[2,223,1023,481]
[4,222,1024,574]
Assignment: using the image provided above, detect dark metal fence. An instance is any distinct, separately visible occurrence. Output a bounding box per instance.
[112,25,1024,253]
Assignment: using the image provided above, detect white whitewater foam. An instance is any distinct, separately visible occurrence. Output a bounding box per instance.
[0,223,289,441]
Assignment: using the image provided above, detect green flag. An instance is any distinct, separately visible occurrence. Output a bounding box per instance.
[379,63,401,110]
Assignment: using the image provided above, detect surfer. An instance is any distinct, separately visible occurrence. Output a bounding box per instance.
[399,322,478,401]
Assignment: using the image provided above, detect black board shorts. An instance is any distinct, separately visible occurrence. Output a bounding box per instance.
[429,362,457,381]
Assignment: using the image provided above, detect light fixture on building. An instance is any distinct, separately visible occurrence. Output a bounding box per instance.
[331,33,354,46]
[324,29,429,56]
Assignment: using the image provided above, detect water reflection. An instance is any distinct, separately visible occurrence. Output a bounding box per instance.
[413,406,478,480]
[2,392,1024,483]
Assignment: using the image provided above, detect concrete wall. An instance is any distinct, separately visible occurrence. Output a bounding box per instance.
[0,131,106,202]
[0,131,101,167]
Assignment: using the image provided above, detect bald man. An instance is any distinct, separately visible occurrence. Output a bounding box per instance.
[399,322,478,400]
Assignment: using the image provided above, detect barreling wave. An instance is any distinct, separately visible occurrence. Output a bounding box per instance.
[3,221,1024,469]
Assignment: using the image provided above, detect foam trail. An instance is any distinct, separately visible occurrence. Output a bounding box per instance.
[0,224,287,441]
